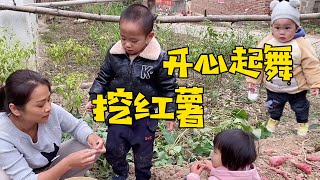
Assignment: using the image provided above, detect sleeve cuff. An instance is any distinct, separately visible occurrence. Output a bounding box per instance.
[78,126,94,145]
[186,173,201,180]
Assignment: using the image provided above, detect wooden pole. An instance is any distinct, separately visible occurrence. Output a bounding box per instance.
[0,3,120,22]
[24,0,123,8]
[1,3,320,23]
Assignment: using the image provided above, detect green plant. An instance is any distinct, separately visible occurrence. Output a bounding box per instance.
[153,121,214,167]
[46,39,91,115]
[88,24,120,56]
[46,39,91,66]
[214,108,272,139]
[144,108,266,167]
[155,26,191,51]
[53,72,87,116]
[83,2,126,15]
[0,32,35,84]
[301,20,320,34]
[84,3,125,61]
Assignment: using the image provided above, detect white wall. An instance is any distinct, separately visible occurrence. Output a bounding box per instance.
[0,0,38,68]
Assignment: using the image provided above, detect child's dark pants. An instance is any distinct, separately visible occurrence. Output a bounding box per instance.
[105,118,158,180]
[266,89,309,123]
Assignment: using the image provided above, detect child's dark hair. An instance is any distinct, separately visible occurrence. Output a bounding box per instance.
[120,4,154,35]
[213,129,257,171]
[0,69,51,112]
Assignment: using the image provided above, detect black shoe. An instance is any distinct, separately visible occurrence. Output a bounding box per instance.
[111,174,128,180]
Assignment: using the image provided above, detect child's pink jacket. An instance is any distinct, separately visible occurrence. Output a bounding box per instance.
[186,165,261,180]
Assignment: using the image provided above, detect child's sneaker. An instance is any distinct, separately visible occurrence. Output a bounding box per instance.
[266,118,279,132]
[297,123,309,136]
[247,88,259,102]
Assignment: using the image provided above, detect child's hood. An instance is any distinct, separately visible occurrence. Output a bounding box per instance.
[109,37,161,60]
[210,164,261,180]
[294,27,306,39]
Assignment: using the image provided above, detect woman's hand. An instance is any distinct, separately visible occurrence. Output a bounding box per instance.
[39,148,99,180]
[66,149,98,169]
[87,133,106,153]
[190,162,205,175]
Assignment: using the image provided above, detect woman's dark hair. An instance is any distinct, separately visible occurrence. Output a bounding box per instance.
[120,4,154,35]
[0,70,51,112]
[213,129,257,171]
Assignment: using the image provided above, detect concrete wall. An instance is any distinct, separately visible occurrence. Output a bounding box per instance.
[300,0,315,13]
[0,0,38,68]
[313,0,320,13]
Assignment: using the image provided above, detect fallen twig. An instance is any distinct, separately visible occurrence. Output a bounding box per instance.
[166,129,189,153]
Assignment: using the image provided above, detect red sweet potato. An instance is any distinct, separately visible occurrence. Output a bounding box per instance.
[293,162,312,174]
[269,167,290,180]
[291,149,301,156]
[306,154,320,162]
[263,148,277,155]
[295,175,303,180]
[269,155,291,167]
[175,171,184,178]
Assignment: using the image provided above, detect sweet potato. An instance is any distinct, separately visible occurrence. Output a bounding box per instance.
[295,175,304,180]
[269,167,290,180]
[269,155,291,167]
[291,149,301,156]
[175,171,184,178]
[292,162,312,174]
[263,148,277,155]
[306,154,320,162]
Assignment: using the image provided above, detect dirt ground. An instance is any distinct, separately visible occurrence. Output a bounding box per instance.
[37,15,320,180]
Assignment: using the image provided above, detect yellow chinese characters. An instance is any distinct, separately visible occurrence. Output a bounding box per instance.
[92,94,107,122]
[164,46,292,82]
[108,88,133,125]
[163,47,193,78]
[264,44,293,81]
[92,88,176,124]
[194,54,228,75]
[229,46,263,78]
[175,87,204,128]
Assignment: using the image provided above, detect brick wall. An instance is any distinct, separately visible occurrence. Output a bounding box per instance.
[191,0,272,15]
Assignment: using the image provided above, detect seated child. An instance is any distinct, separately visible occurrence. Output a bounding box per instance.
[186,129,261,180]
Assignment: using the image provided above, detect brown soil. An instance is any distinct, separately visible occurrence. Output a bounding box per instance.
[37,15,320,180]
